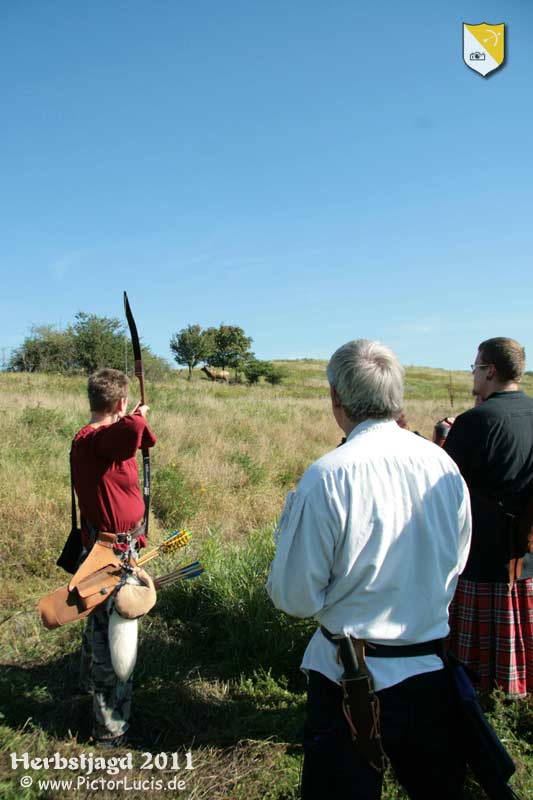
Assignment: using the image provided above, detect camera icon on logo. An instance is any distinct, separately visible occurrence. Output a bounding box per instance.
[469,51,486,61]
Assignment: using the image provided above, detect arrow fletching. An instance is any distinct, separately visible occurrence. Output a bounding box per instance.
[161,529,191,553]
[181,568,204,581]
[138,529,191,567]
[154,561,204,589]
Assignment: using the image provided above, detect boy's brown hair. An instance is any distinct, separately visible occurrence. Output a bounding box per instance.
[88,368,129,413]
[478,337,526,383]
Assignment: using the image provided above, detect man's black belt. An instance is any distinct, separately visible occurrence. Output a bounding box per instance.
[320,626,444,658]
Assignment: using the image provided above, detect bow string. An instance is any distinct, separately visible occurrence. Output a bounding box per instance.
[124,291,151,537]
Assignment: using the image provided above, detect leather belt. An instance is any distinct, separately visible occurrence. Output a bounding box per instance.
[95,522,145,550]
[320,626,444,658]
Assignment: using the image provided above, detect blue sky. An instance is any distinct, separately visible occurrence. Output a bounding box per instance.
[1,1,531,370]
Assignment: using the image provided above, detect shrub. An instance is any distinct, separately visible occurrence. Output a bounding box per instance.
[244,360,286,386]
[243,361,264,384]
[263,365,287,385]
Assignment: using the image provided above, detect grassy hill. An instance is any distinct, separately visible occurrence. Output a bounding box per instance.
[1,365,532,799]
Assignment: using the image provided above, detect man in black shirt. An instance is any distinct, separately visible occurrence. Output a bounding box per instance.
[444,337,533,697]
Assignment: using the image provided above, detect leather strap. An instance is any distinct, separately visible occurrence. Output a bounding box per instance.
[509,557,523,583]
[69,448,78,531]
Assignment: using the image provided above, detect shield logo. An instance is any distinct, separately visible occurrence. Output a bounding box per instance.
[463,22,505,77]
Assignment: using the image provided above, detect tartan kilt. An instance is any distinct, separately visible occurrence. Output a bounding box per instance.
[448,576,533,698]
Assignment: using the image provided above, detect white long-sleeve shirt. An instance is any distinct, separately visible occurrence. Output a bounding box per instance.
[266,419,471,691]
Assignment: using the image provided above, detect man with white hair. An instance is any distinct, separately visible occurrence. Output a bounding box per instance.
[267,339,471,800]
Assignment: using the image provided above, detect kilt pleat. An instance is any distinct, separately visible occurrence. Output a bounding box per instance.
[448,576,533,698]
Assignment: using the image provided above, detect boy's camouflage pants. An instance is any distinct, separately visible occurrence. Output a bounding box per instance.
[80,603,133,741]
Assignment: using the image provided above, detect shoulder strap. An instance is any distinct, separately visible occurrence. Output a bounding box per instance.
[70,448,78,531]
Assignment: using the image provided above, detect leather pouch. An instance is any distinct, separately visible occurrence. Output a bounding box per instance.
[69,534,122,591]
[39,564,124,630]
[75,565,124,611]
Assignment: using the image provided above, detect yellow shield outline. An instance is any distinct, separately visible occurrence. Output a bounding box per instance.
[463,22,505,77]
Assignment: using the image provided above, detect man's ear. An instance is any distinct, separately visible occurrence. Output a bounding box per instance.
[116,396,128,416]
[486,364,497,381]
[330,385,342,408]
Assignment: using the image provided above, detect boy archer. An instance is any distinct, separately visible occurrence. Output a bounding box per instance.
[71,367,156,745]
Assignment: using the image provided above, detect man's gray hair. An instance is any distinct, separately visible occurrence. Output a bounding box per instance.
[326,339,404,422]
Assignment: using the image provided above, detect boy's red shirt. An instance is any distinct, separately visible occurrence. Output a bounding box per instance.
[71,410,157,548]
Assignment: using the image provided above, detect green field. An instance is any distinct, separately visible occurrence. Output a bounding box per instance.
[1,364,532,799]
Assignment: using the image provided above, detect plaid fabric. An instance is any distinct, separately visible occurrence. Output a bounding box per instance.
[448,576,533,697]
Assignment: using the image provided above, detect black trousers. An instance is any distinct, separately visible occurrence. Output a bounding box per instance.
[301,669,466,800]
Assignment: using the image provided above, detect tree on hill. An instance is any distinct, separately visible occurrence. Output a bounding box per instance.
[69,312,126,373]
[170,324,210,380]
[9,312,169,379]
[207,324,254,378]
[9,325,75,373]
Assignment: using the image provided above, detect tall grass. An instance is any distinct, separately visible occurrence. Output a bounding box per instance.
[1,364,532,799]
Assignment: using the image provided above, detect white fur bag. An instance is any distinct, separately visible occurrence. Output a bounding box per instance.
[108,574,141,683]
